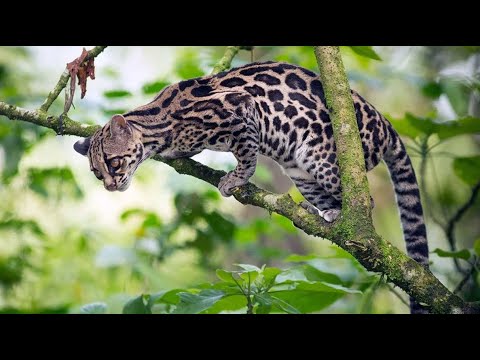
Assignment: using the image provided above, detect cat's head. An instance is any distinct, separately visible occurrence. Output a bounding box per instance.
[73,114,145,192]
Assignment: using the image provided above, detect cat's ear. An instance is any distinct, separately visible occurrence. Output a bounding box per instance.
[73,136,91,156]
[110,114,131,138]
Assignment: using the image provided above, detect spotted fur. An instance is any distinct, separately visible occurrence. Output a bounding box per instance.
[74,61,429,313]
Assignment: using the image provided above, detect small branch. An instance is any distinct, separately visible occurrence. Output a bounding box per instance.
[246,273,253,314]
[211,46,241,75]
[417,139,468,274]
[39,46,107,113]
[387,284,410,308]
[446,181,480,252]
[454,259,477,295]
[418,137,445,228]
[0,102,98,138]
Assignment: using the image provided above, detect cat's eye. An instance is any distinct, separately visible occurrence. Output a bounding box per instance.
[93,169,103,180]
[110,158,120,168]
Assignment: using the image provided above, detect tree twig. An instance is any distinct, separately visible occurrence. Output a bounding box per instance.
[211,46,241,75]
[454,258,478,295]
[39,46,108,113]
[446,181,480,253]
[387,284,410,308]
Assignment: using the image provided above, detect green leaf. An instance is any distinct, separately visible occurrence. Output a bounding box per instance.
[474,239,480,257]
[103,90,132,98]
[284,254,318,262]
[272,213,297,233]
[271,281,358,313]
[102,108,127,117]
[255,293,301,314]
[387,114,424,139]
[269,295,302,314]
[173,290,225,314]
[175,49,204,79]
[303,264,344,285]
[123,295,152,314]
[204,295,247,314]
[433,248,471,261]
[435,117,480,140]
[421,81,443,99]
[0,247,31,287]
[204,211,235,242]
[142,80,170,95]
[389,113,480,140]
[148,289,182,307]
[275,267,309,283]
[80,302,107,314]
[254,293,273,314]
[261,267,282,285]
[240,271,258,284]
[0,120,45,182]
[440,77,471,116]
[120,208,147,222]
[349,46,382,61]
[27,167,83,199]
[0,219,44,237]
[235,264,261,272]
[453,156,480,186]
[216,269,237,284]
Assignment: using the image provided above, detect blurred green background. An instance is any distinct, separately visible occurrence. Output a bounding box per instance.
[0,46,479,314]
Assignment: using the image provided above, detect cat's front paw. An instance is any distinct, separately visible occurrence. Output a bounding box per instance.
[319,209,341,223]
[218,172,247,197]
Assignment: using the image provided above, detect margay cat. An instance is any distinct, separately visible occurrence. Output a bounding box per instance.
[74,61,429,313]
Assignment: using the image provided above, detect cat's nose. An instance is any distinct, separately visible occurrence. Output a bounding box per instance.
[104,180,117,191]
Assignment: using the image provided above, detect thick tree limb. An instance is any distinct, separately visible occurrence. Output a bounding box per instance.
[0,46,478,314]
[314,46,372,223]
[312,46,477,314]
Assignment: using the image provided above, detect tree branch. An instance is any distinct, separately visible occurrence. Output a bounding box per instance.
[0,47,478,314]
[211,46,241,75]
[39,46,108,113]
[314,46,372,223]
[454,257,478,295]
[446,181,480,252]
[312,46,478,314]
[1,100,476,313]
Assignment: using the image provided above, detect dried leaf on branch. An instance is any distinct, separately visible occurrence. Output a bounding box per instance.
[64,48,96,113]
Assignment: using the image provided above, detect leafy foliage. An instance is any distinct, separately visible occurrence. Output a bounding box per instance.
[348,46,382,61]
[174,48,205,79]
[103,90,132,98]
[453,156,480,186]
[142,80,170,95]
[118,261,362,314]
[389,113,480,141]
[80,302,107,314]
[27,167,83,199]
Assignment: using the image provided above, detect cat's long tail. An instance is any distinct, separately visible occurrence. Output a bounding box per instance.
[383,125,429,314]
